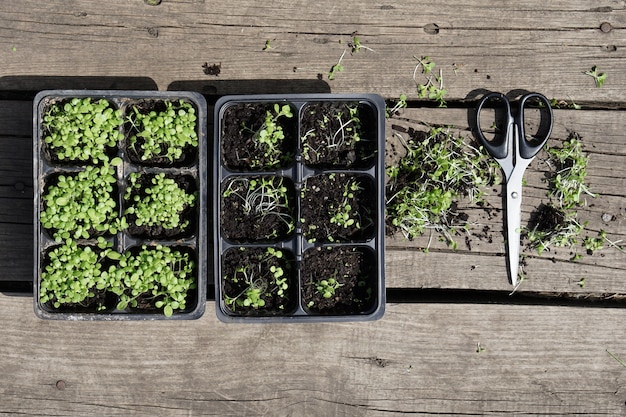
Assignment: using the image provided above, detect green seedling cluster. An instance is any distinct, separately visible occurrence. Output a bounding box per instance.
[328,177,362,230]
[302,103,361,160]
[524,134,596,255]
[100,244,195,317]
[386,127,498,248]
[39,238,115,309]
[128,100,198,162]
[386,94,408,118]
[315,277,343,299]
[413,56,447,107]
[124,172,196,230]
[243,103,293,168]
[41,165,123,242]
[43,98,123,163]
[223,176,295,237]
[224,247,289,311]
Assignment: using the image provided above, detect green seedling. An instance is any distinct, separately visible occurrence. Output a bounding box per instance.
[328,50,346,80]
[413,56,447,107]
[103,244,195,317]
[127,100,198,162]
[348,36,374,54]
[223,247,290,311]
[585,65,607,87]
[40,164,123,242]
[328,178,362,230]
[222,176,295,238]
[124,172,197,230]
[550,98,581,110]
[241,103,293,168]
[386,94,408,118]
[315,277,343,299]
[386,127,498,248]
[39,238,115,309]
[43,97,123,164]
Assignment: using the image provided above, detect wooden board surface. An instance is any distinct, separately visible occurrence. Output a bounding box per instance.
[1,294,626,416]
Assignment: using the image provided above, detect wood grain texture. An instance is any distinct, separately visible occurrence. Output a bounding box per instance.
[0,294,625,416]
[0,1,625,102]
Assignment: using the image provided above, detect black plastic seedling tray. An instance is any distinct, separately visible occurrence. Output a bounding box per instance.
[33,90,207,320]
[214,94,386,322]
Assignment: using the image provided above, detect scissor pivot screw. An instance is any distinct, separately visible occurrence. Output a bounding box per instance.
[511,191,519,199]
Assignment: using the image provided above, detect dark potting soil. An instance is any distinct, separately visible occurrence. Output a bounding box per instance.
[301,173,375,243]
[125,99,197,167]
[220,102,297,170]
[222,247,297,316]
[221,176,296,243]
[124,173,197,239]
[300,101,377,168]
[301,246,376,314]
[528,203,566,233]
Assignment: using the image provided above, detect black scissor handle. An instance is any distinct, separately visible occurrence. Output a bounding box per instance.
[517,93,553,159]
[475,92,511,160]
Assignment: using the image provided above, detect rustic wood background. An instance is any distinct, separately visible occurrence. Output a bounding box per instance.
[1,1,625,415]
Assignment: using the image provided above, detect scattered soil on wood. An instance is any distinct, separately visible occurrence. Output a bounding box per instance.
[301,246,376,314]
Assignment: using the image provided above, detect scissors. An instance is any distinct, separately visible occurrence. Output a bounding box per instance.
[474,92,553,285]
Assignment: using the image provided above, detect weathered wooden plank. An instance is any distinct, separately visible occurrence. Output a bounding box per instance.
[0,295,625,416]
[0,1,624,102]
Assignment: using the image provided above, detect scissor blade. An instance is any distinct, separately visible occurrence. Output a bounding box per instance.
[505,160,530,286]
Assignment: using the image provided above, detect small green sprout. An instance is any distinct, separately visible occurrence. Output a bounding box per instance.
[386,94,408,118]
[315,277,343,299]
[413,56,447,107]
[585,65,607,87]
[550,98,581,110]
[263,39,273,51]
[127,100,198,162]
[348,36,374,54]
[124,172,196,230]
[328,50,346,80]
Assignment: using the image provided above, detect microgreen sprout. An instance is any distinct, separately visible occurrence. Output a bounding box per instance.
[223,247,290,312]
[104,245,195,317]
[550,97,582,110]
[43,97,123,164]
[348,36,374,54]
[328,50,346,80]
[585,65,607,87]
[315,276,343,299]
[386,94,408,118]
[222,176,295,239]
[328,178,362,229]
[127,100,198,162]
[41,165,121,242]
[413,56,447,107]
[40,238,114,309]
[386,127,498,248]
[124,172,196,230]
[241,103,293,169]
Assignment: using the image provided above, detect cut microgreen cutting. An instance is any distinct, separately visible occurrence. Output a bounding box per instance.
[584,65,607,88]
[386,94,408,118]
[386,126,498,249]
[413,56,447,107]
